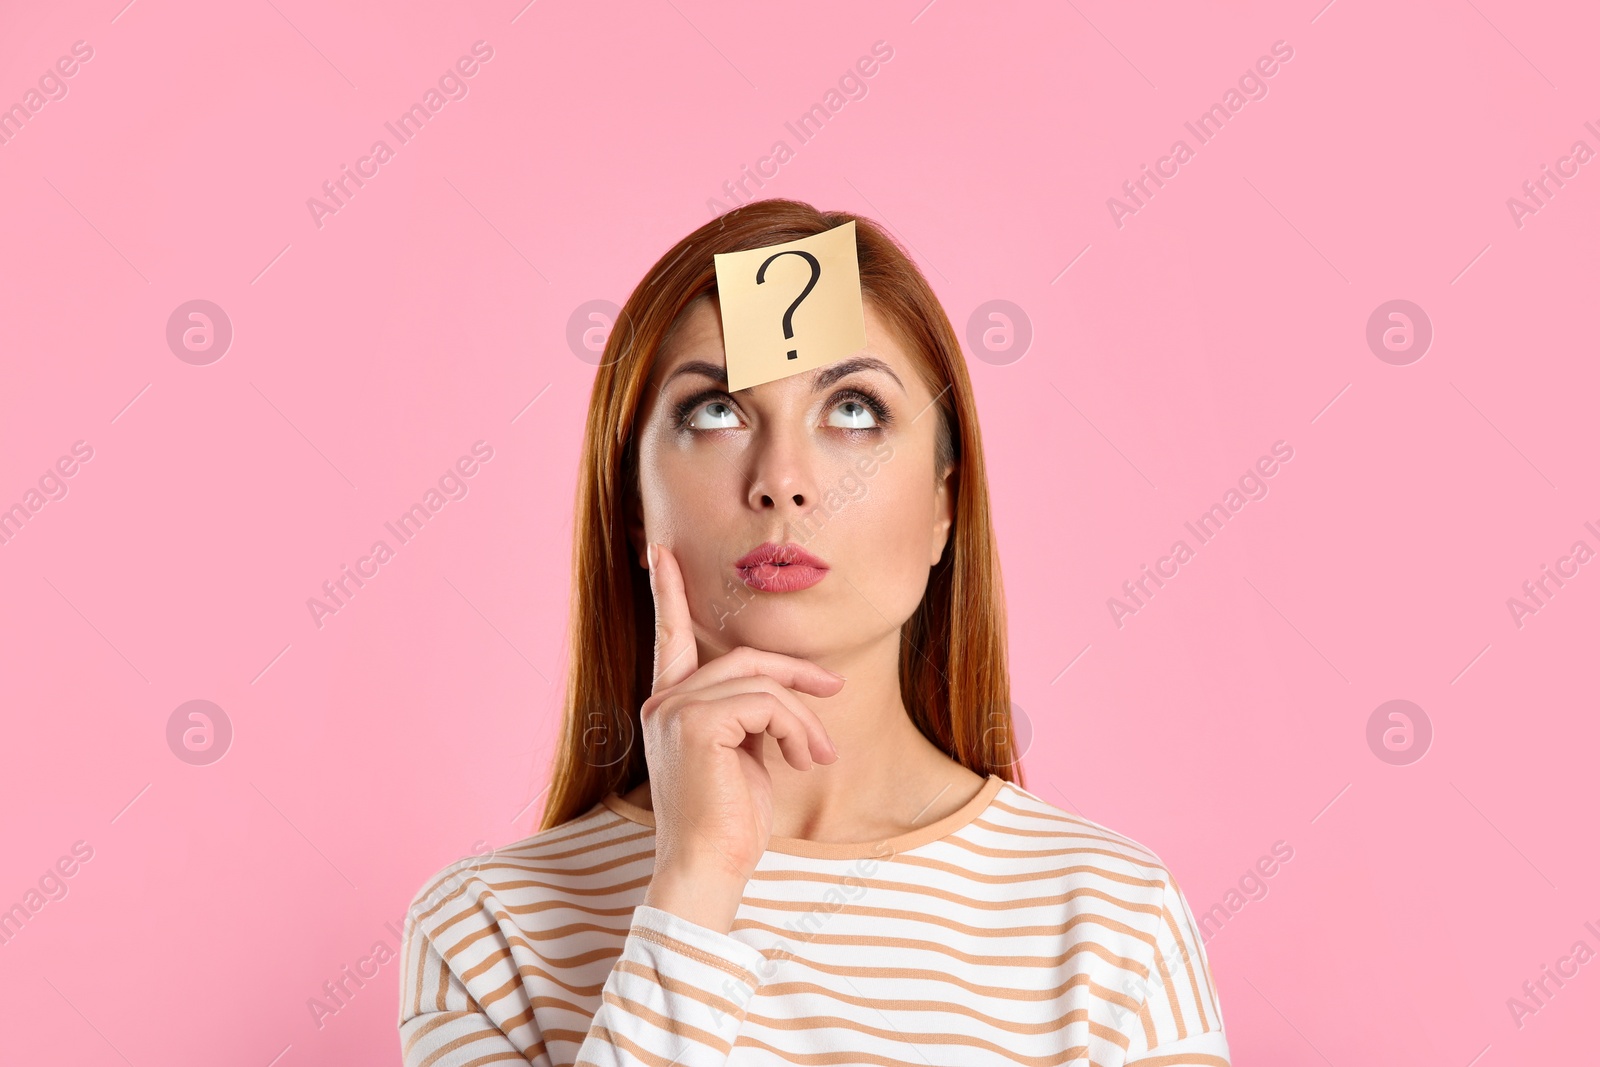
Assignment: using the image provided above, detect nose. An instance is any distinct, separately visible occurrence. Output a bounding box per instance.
[744,419,819,515]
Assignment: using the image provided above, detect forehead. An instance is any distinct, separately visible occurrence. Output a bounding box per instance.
[650,293,919,392]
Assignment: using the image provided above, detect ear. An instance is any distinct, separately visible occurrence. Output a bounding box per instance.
[930,462,957,566]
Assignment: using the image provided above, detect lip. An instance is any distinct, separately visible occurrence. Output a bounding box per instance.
[735,541,829,593]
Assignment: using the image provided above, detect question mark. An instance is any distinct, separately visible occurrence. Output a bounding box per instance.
[755,250,821,360]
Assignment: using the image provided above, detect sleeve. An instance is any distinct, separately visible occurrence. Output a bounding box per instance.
[571,904,772,1066]
[399,861,772,1067]
[399,918,544,1067]
[1123,874,1231,1067]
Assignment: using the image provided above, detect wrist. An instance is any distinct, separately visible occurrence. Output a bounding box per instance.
[644,864,746,935]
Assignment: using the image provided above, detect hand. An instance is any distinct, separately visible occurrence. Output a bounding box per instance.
[637,541,843,934]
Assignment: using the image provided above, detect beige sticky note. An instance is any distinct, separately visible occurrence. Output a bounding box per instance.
[713,220,867,393]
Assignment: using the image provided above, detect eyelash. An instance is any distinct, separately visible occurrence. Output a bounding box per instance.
[672,386,894,435]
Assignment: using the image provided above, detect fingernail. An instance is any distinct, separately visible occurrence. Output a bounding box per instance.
[647,542,658,571]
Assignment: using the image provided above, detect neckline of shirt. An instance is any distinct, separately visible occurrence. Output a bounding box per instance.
[600,773,1007,860]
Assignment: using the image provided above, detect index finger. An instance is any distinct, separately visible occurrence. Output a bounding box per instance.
[676,644,846,699]
[648,542,700,694]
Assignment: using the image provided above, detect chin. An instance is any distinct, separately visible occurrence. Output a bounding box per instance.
[704,614,831,660]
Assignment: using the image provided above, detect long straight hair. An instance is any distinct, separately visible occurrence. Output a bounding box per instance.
[538,198,1021,831]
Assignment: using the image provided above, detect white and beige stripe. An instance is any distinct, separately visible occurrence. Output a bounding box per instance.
[399,775,1230,1066]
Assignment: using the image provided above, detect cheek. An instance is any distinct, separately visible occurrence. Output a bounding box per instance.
[639,444,761,624]
[863,480,932,546]
[846,459,940,595]
[861,447,935,531]
[647,467,726,550]
[641,441,734,529]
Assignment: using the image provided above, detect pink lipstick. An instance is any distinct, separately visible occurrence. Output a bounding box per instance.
[734,541,829,592]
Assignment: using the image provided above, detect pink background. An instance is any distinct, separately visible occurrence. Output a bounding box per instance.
[2,0,1596,1062]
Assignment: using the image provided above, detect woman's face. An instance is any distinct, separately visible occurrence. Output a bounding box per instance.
[628,294,955,662]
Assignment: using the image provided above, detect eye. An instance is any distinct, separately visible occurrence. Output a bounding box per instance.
[671,385,894,434]
[826,395,879,430]
[825,387,893,432]
[680,397,742,430]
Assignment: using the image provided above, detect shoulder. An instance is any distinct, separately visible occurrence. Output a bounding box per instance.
[984,780,1197,921]
[988,779,1174,876]
[404,799,646,941]
[396,802,650,1038]
[985,781,1225,1029]
[981,782,1229,1048]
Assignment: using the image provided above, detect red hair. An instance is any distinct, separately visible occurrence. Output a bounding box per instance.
[538,198,1020,830]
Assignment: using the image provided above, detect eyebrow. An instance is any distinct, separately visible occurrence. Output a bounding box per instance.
[662,356,907,395]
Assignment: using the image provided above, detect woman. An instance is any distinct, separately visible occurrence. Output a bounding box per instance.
[399,199,1230,1066]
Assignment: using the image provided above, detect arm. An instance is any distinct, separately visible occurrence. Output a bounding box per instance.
[399,867,771,1067]
[399,915,547,1067]
[565,904,771,1067]
[1123,874,1231,1067]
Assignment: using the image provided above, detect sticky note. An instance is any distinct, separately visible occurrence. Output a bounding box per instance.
[712,220,867,393]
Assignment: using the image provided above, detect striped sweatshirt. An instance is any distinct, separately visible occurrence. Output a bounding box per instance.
[398,773,1230,1066]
